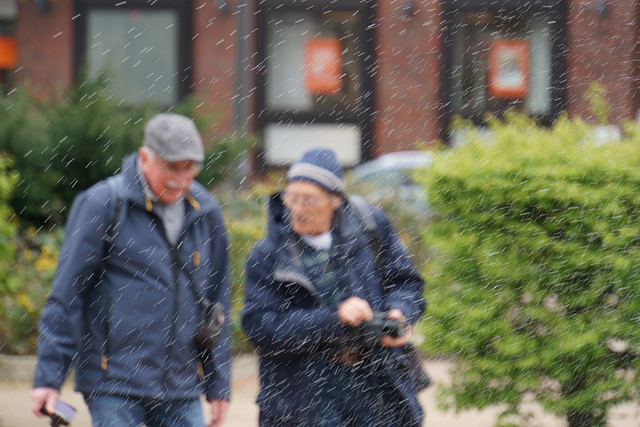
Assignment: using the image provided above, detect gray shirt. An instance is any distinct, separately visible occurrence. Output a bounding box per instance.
[137,160,185,245]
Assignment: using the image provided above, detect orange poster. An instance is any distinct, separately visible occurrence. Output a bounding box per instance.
[488,40,529,98]
[0,36,17,69]
[305,38,342,94]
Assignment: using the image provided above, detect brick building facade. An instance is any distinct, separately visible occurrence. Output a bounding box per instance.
[2,0,639,165]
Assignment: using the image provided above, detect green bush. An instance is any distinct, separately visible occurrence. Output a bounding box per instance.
[0,228,60,355]
[0,78,255,354]
[0,83,149,226]
[0,80,251,228]
[0,184,271,356]
[0,154,18,295]
[417,111,640,426]
[215,183,272,354]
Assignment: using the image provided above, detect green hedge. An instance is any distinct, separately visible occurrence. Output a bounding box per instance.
[215,183,271,354]
[0,78,255,354]
[417,113,640,426]
[0,227,60,354]
[0,81,252,228]
[0,185,271,356]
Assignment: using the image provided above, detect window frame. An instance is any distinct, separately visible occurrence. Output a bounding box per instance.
[255,0,377,161]
[73,0,192,104]
[441,0,568,138]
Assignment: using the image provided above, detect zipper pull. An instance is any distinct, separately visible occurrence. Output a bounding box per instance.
[193,251,200,267]
[101,356,108,370]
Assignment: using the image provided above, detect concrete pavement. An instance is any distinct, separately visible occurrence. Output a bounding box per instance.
[1,354,638,426]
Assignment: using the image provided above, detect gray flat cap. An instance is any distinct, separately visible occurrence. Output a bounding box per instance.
[143,113,205,162]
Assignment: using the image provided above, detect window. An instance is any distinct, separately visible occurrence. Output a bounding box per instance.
[442,0,566,132]
[256,1,375,165]
[0,0,16,90]
[75,0,191,106]
[265,10,367,115]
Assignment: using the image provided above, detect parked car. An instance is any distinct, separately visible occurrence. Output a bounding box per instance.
[347,150,432,218]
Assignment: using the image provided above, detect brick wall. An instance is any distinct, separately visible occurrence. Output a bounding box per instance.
[566,0,639,122]
[11,0,640,155]
[14,0,241,137]
[191,1,239,137]
[15,0,74,98]
[373,0,443,153]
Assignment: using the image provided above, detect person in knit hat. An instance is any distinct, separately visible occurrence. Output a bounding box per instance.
[242,148,426,426]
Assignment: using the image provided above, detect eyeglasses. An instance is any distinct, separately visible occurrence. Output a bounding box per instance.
[281,191,325,208]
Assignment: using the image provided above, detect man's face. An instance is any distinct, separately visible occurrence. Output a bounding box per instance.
[283,181,341,236]
[139,147,201,204]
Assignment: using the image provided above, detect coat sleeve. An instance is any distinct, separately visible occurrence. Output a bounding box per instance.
[200,207,232,401]
[372,208,426,324]
[242,241,346,361]
[33,189,109,390]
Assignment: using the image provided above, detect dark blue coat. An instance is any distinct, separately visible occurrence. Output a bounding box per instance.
[242,193,425,424]
[33,153,231,401]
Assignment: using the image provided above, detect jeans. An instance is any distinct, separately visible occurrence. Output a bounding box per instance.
[84,394,205,427]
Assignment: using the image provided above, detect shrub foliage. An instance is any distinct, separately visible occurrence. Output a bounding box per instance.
[417,113,640,426]
[0,81,251,228]
[0,79,253,354]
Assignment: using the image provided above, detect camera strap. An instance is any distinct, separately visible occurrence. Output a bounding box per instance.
[168,245,211,312]
[101,175,214,367]
[347,195,432,390]
[348,195,385,276]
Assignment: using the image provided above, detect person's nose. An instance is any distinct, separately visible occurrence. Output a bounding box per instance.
[288,200,306,216]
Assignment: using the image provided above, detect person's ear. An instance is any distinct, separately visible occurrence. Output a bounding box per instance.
[138,147,153,173]
[331,195,342,210]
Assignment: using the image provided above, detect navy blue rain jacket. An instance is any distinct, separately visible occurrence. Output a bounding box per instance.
[33,153,231,401]
[242,193,425,424]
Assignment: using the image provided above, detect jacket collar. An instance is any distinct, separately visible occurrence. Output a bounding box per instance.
[267,191,367,253]
[118,153,216,227]
[267,192,372,297]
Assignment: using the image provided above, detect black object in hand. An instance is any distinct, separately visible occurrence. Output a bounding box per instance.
[354,311,407,349]
[41,399,76,426]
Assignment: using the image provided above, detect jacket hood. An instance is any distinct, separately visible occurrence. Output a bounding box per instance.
[265,192,292,245]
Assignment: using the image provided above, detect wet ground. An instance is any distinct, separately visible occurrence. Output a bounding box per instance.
[2,354,639,426]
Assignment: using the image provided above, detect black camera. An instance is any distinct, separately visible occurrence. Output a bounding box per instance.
[353,311,407,349]
[41,399,76,426]
[195,301,225,349]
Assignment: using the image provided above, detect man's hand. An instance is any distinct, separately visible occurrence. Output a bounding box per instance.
[31,387,59,418]
[207,398,229,427]
[338,297,374,326]
[380,309,412,347]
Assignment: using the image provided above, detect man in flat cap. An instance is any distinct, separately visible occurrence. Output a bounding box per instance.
[242,148,426,426]
[31,113,231,427]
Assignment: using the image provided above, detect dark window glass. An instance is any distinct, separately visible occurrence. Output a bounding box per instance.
[450,12,553,117]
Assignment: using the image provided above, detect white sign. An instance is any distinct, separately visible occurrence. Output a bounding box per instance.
[264,123,361,166]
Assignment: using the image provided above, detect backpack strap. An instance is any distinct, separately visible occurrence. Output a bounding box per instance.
[99,174,126,371]
[348,195,385,278]
[104,175,210,309]
[104,174,127,249]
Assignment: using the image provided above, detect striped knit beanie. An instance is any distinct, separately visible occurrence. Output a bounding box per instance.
[286,148,345,196]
